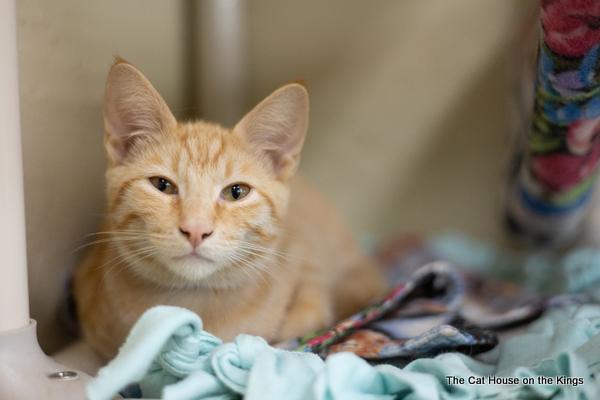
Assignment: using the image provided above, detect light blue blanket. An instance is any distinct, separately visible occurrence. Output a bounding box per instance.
[88,304,600,400]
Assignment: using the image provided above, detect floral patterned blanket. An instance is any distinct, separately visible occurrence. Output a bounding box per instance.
[277,235,585,365]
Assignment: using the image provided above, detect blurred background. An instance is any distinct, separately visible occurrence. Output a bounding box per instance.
[15,0,537,353]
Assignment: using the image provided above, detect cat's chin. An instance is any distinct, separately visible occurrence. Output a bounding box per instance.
[148,257,245,289]
[164,257,224,283]
[161,258,269,290]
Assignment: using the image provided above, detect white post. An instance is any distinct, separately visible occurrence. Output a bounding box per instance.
[0,2,89,397]
[0,0,31,332]
[196,0,246,125]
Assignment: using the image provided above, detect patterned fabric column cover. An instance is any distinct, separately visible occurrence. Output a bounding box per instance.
[506,0,600,246]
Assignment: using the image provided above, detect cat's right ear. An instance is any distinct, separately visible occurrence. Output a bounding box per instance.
[103,60,176,165]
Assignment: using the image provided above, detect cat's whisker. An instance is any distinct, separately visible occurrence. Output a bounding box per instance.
[235,247,275,261]
[95,245,159,272]
[86,229,169,236]
[100,247,160,285]
[86,230,170,239]
[78,230,181,256]
[234,239,295,258]
[123,249,160,271]
[234,241,280,254]
[236,254,282,279]
[220,254,255,283]
[103,251,156,279]
[71,236,153,254]
[234,257,272,286]
[236,245,283,257]
[240,238,318,265]
[235,242,297,263]
[237,251,277,277]
[207,242,290,280]
[219,250,273,285]
[221,245,274,264]
[85,230,144,236]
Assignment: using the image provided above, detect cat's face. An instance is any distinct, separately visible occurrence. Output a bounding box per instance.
[102,60,308,288]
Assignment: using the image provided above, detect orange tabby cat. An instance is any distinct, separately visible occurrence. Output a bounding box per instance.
[74,60,386,360]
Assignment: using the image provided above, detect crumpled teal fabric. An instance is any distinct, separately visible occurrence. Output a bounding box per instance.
[88,304,600,400]
[87,306,222,400]
[429,232,600,296]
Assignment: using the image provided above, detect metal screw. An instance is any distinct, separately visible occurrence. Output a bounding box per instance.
[47,370,79,381]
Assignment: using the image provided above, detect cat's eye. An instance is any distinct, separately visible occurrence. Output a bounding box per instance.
[221,183,251,201]
[149,176,178,195]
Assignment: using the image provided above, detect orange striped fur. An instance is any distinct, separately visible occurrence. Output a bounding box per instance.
[73,61,386,360]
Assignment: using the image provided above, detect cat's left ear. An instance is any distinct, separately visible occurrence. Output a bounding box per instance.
[234,83,309,181]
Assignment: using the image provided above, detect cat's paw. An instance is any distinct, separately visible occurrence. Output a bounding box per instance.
[279,300,333,340]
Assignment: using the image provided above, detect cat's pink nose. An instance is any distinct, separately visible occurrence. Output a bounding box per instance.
[179,223,214,248]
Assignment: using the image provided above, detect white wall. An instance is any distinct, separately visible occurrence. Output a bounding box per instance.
[246,0,536,241]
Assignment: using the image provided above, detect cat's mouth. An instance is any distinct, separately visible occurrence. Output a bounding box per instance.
[174,251,214,263]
